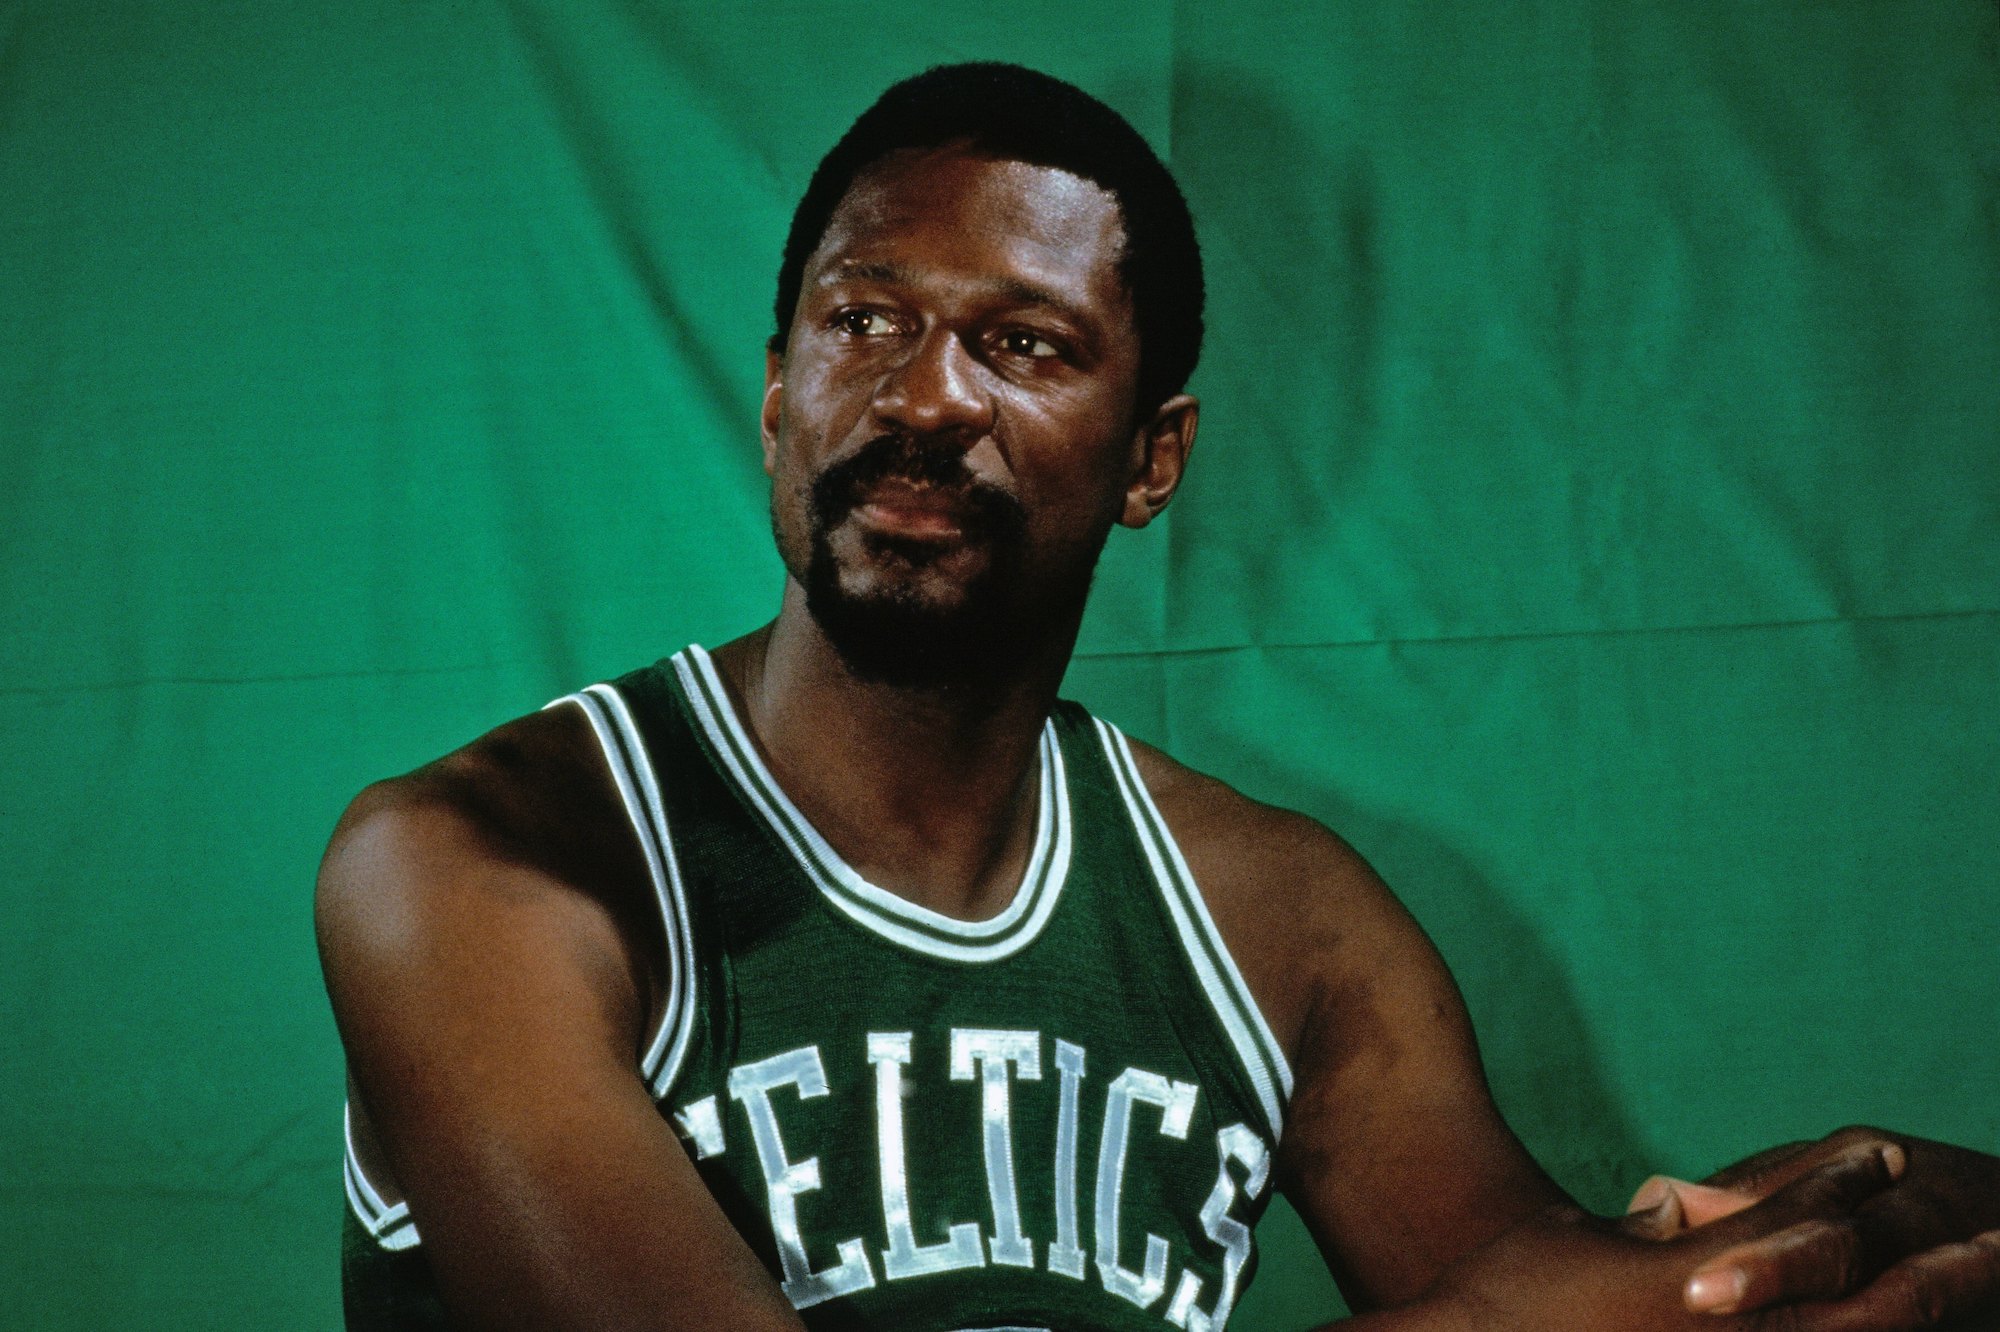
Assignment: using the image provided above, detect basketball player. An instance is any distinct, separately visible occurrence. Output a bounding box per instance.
[317,64,2000,1330]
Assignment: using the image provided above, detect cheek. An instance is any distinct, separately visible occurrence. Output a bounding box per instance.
[769,388,826,495]
[1016,450,1134,556]
[771,443,817,532]
[775,368,866,472]
[1034,403,1139,511]
[765,405,825,566]
[768,466,815,581]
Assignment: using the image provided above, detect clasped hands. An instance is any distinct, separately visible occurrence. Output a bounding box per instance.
[1429,1128,2000,1330]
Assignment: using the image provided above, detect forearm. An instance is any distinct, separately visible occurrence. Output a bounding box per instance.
[1298,1204,1700,1332]
[1295,1203,1585,1332]
[1299,1137,1998,1332]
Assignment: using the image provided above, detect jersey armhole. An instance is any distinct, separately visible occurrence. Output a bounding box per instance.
[342,686,702,1254]
[1089,717,1295,1143]
[344,1101,419,1251]
[546,686,699,1101]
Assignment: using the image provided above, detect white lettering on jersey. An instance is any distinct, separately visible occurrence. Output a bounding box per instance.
[870,1032,985,1280]
[711,1032,1257,1323]
[673,1094,726,1159]
[728,1045,877,1308]
[1094,1067,1198,1309]
[1166,1123,1270,1331]
[950,1028,1043,1268]
[1048,1038,1088,1280]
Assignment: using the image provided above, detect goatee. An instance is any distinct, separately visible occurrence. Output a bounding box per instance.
[799,432,1034,689]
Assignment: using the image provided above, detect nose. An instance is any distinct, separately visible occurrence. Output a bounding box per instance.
[871,328,993,441]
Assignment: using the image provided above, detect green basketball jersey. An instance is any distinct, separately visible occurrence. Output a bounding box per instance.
[343,645,1295,1331]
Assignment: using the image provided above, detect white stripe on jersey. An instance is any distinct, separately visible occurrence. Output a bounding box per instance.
[341,685,704,1254]
[570,684,699,1098]
[1092,719,1293,1143]
[343,1102,418,1248]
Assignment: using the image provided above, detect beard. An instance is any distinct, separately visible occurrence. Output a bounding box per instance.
[794,432,1042,689]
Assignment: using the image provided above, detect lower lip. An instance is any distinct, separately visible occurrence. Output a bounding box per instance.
[855,501,967,538]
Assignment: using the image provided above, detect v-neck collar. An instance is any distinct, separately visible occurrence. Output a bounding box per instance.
[670,644,1072,963]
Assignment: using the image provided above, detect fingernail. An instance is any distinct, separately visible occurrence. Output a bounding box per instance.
[1627,1175,1670,1214]
[1686,1267,1746,1314]
[1880,1142,1906,1178]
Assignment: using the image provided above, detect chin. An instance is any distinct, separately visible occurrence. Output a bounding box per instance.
[805,553,1020,690]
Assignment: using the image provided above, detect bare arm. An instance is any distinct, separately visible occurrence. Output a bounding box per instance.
[1273,837,1570,1306]
[316,720,804,1331]
[1332,1140,2000,1331]
[1130,742,1564,1307]
[1277,868,2000,1331]
[1132,742,2000,1329]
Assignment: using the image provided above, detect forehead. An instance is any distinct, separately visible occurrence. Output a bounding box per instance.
[805,147,1133,319]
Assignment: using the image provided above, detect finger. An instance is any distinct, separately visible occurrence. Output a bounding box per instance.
[1687,1218,1869,1315]
[1680,1182,1764,1229]
[1626,1176,1690,1239]
[1775,1229,2000,1332]
[1685,1143,1908,1312]
[1627,1178,1761,1240]
[1631,1175,1677,1215]
[1703,1142,1904,1248]
[1705,1129,1904,1199]
[1690,1173,1947,1318]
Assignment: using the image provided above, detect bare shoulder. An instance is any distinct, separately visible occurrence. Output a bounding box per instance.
[317,699,648,941]
[321,698,629,895]
[315,700,659,1177]
[1120,735,1430,1066]
[315,702,806,1328]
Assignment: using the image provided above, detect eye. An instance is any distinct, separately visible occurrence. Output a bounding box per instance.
[834,308,896,336]
[996,329,1061,360]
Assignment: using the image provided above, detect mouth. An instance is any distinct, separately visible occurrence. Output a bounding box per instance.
[808,432,1028,560]
[851,479,979,541]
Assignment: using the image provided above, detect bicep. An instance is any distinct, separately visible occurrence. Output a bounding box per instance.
[1276,856,1568,1311]
[317,798,802,1331]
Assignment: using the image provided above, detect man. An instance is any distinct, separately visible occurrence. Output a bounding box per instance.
[317,63,2000,1329]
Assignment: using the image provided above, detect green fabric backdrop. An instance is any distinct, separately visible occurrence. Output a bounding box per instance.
[2,2,1995,1325]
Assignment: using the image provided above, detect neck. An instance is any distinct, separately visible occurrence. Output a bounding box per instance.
[708,581,1081,921]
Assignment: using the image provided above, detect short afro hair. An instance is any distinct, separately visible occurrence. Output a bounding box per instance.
[772,62,1204,414]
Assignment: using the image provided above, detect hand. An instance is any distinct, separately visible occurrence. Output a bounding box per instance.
[1420,1141,2000,1331]
[1625,1127,2000,1326]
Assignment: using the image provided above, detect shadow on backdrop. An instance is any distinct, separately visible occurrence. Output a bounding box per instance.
[1079,61,1657,1328]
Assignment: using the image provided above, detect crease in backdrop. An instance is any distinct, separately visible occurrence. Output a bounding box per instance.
[0,2,1994,1325]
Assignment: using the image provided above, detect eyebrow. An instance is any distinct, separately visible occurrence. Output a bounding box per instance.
[819,260,1095,330]
[822,260,911,286]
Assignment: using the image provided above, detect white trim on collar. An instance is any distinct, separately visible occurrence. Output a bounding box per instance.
[673,644,1072,964]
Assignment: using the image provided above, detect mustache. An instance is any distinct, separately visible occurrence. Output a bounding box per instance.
[809,433,1027,538]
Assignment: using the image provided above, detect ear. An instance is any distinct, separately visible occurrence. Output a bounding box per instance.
[1119,394,1198,529]
[760,346,785,477]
